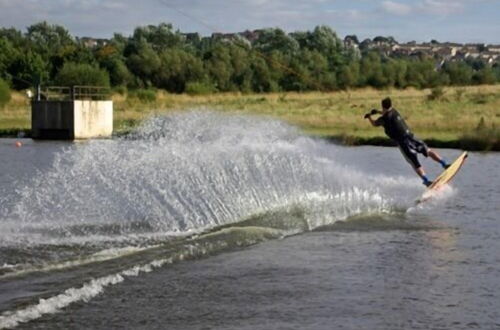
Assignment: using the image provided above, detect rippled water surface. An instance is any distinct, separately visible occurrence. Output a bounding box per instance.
[0,112,498,329]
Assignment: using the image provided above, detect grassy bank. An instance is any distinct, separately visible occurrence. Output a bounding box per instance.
[1,85,499,150]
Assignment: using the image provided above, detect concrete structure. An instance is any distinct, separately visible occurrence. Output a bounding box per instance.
[32,100,113,139]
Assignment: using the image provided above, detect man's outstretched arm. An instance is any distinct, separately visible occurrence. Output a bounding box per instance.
[364,109,382,127]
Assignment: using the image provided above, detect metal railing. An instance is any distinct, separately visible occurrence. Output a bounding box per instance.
[37,85,111,101]
[72,86,110,100]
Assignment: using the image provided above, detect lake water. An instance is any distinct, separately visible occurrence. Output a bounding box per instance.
[0,112,499,329]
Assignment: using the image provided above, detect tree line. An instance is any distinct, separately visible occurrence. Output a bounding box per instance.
[1,22,499,95]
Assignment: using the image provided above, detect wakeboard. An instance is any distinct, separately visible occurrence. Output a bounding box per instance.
[417,151,468,204]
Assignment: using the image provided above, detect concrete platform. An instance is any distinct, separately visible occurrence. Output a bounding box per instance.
[32,100,113,140]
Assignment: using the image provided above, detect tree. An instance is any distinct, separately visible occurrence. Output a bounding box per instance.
[228,44,253,91]
[205,44,234,91]
[419,60,443,88]
[0,38,18,81]
[442,62,473,85]
[254,29,300,55]
[473,67,496,85]
[293,26,342,57]
[131,23,184,51]
[126,42,161,87]
[0,27,26,48]
[254,28,299,55]
[373,36,388,43]
[95,42,131,87]
[344,35,359,44]
[360,52,387,88]
[55,62,110,87]
[373,36,396,45]
[1,21,493,93]
[405,61,425,88]
[359,39,373,51]
[100,56,132,87]
[299,50,336,90]
[391,60,408,88]
[493,64,500,82]
[9,51,49,89]
[108,33,128,54]
[154,49,205,92]
[25,22,80,81]
[250,56,279,92]
[338,62,360,89]
[0,78,11,108]
[464,57,486,71]
[26,22,75,57]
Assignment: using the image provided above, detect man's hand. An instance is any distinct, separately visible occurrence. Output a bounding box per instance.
[364,109,380,119]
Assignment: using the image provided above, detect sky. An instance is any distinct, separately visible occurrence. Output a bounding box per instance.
[0,0,499,44]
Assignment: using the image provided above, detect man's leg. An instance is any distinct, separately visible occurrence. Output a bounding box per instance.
[414,166,432,186]
[398,143,432,186]
[409,135,450,169]
[415,166,426,177]
[428,148,450,168]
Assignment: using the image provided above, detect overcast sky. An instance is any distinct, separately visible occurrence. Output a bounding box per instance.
[1,0,499,44]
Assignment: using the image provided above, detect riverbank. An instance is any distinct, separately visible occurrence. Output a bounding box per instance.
[1,85,499,150]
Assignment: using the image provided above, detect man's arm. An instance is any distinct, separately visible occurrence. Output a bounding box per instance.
[364,109,382,127]
[367,116,379,127]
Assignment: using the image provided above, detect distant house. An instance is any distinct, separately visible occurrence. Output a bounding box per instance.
[240,30,262,43]
[78,37,108,48]
[360,37,499,64]
[480,52,499,64]
[488,45,500,53]
[359,38,374,50]
[465,52,481,59]
[344,35,359,49]
[211,32,236,41]
[392,43,433,57]
[432,46,457,59]
[183,33,200,42]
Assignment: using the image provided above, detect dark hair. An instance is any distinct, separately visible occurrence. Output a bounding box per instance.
[381,97,392,109]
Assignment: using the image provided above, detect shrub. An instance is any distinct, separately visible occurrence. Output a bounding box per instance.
[0,78,11,108]
[461,127,500,151]
[476,117,486,130]
[129,89,157,102]
[185,81,216,95]
[55,62,110,87]
[454,88,466,101]
[427,87,445,101]
[113,86,127,95]
[469,92,492,105]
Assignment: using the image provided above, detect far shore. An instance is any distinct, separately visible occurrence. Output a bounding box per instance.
[0,128,496,151]
[1,85,499,151]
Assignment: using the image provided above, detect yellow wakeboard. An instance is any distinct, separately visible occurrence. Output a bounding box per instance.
[418,151,468,203]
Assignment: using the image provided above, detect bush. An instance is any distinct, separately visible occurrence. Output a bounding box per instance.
[113,86,127,95]
[185,81,216,95]
[0,78,11,108]
[55,62,110,87]
[427,87,445,101]
[129,89,157,102]
[470,92,492,104]
[454,88,466,101]
[461,127,500,151]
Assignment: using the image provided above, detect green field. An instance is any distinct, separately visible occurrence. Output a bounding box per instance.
[1,85,499,150]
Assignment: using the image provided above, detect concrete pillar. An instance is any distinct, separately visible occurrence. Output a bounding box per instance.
[32,100,113,139]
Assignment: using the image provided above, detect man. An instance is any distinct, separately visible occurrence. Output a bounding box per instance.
[364,97,449,186]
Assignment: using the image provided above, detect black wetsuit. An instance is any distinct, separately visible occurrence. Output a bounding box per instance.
[374,108,429,169]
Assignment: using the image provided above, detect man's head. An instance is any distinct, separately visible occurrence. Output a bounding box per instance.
[381,97,392,111]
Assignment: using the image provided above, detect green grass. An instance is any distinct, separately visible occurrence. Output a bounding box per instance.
[2,85,499,150]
